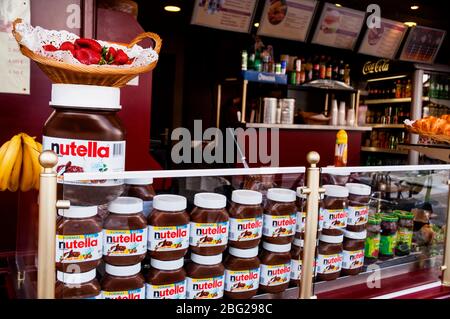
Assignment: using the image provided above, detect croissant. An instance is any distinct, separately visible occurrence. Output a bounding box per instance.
[440,114,450,122]
[443,123,450,136]
[431,118,448,134]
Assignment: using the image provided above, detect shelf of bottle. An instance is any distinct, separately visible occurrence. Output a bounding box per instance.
[364,97,429,105]
[363,124,405,129]
[361,146,409,155]
[429,97,450,108]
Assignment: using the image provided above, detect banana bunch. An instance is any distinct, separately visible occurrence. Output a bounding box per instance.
[0,133,43,192]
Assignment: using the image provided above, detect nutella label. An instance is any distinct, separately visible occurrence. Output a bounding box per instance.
[186,275,224,299]
[319,208,347,229]
[224,268,260,292]
[55,232,102,264]
[316,253,343,274]
[148,224,189,251]
[102,287,145,299]
[262,214,296,237]
[85,294,103,299]
[228,217,263,242]
[145,281,186,299]
[346,206,369,226]
[295,211,306,233]
[290,259,302,281]
[259,263,290,286]
[342,249,364,269]
[189,222,229,247]
[43,136,125,186]
[103,228,148,256]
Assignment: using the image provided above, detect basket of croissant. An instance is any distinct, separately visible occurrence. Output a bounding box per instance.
[405,114,450,143]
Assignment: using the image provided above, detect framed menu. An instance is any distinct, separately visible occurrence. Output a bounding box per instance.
[191,0,258,33]
[358,18,407,59]
[400,26,446,64]
[257,0,318,42]
[312,3,365,50]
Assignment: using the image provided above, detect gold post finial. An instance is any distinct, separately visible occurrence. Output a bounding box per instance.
[39,150,58,172]
[306,151,320,167]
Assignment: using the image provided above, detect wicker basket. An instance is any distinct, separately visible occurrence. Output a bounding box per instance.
[405,124,450,144]
[12,18,162,87]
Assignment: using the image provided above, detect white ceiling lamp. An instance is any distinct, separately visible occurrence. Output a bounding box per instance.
[254,22,260,28]
[410,5,419,10]
[404,21,417,27]
[164,5,181,12]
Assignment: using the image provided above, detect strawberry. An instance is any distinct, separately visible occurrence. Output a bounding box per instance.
[74,48,101,65]
[43,44,58,51]
[59,41,75,55]
[113,49,129,65]
[74,38,102,53]
[106,47,116,63]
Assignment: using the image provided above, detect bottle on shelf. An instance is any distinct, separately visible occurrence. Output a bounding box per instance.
[395,80,402,98]
[344,64,351,85]
[319,55,326,80]
[241,50,248,71]
[334,130,348,167]
[405,79,412,98]
[312,55,320,80]
[326,57,333,80]
[338,60,345,82]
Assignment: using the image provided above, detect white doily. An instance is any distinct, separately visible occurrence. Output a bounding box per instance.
[14,21,159,68]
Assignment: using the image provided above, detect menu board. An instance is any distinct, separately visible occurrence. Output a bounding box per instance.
[312,3,365,50]
[257,0,318,42]
[400,26,446,64]
[358,18,407,59]
[191,0,257,33]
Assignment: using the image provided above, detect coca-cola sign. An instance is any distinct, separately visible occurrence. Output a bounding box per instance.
[362,59,390,75]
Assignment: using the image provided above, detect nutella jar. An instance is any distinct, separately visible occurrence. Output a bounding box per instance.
[295,190,307,238]
[126,178,156,217]
[262,188,297,245]
[146,258,186,299]
[189,193,229,256]
[259,242,291,294]
[186,253,225,299]
[228,190,263,249]
[55,269,101,299]
[43,84,126,206]
[345,183,371,232]
[224,246,260,299]
[365,215,381,264]
[101,263,145,299]
[55,205,102,273]
[148,195,190,261]
[315,233,343,281]
[103,197,148,266]
[341,230,366,276]
[290,238,303,286]
[320,185,348,235]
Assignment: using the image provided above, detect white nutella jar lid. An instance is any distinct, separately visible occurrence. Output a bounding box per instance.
[267,188,296,202]
[296,187,307,199]
[231,190,262,205]
[58,205,97,218]
[319,234,344,244]
[194,193,227,209]
[57,269,96,284]
[343,230,367,240]
[323,185,349,198]
[191,253,222,265]
[50,84,121,110]
[105,263,141,277]
[126,177,153,185]
[293,238,304,247]
[345,183,371,196]
[153,194,186,211]
[262,242,291,253]
[150,258,184,270]
[228,246,259,258]
[108,197,143,214]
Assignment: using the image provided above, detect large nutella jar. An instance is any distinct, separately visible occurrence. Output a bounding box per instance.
[262,188,297,244]
[228,190,263,249]
[224,246,260,299]
[101,263,145,299]
[295,191,307,238]
[126,178,156,217]
[345,183,371,232]
[43,84,126,206]
[103,197,148,266]
[55,269,101,299]
[189,193,229,256]
[55,205,102,273]
[315,233,343,281]
[259,242,291,294]
[320,185,348,235]
[341,230,366,276]
[290,238,303,286]
[148,195,190,261]
[186,253,225,299]
[146,258,186,299]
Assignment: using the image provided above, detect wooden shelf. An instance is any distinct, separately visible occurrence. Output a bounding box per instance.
[361,146,408,155]
[398,143,450,163]
[364,97,429,105]
[364,124,405,129]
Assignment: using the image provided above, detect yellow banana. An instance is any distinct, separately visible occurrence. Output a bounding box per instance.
[32,141,43,190]
[0,140,11,164]
[0,134,22,191]
[20,137,34,192]
[21,134,41,191]
[8,143,23,192]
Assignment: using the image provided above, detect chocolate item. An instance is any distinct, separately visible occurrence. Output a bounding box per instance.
[320,185,348,235]
[379,214,398,260]
[341,230,366,276]
[228,190,263,249]
[186,253,225,299]
[262,188,297,245]
[365,215,381,264]
[394,210,414,256]
[295,191,307,238]
[224,246,260,299]
[316,233,343,281]
[55,269,101,299]
[42,84,126,206]
[345,183,371,232]
[146,258,186,299]
[290,238,303,286]
[148,195,189,261]
[101,263,145,299]
[189,193,229,256]
[259,242,291,294]
[126,178,156,217]
[55,205,102,273]
[103,197,147,266]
